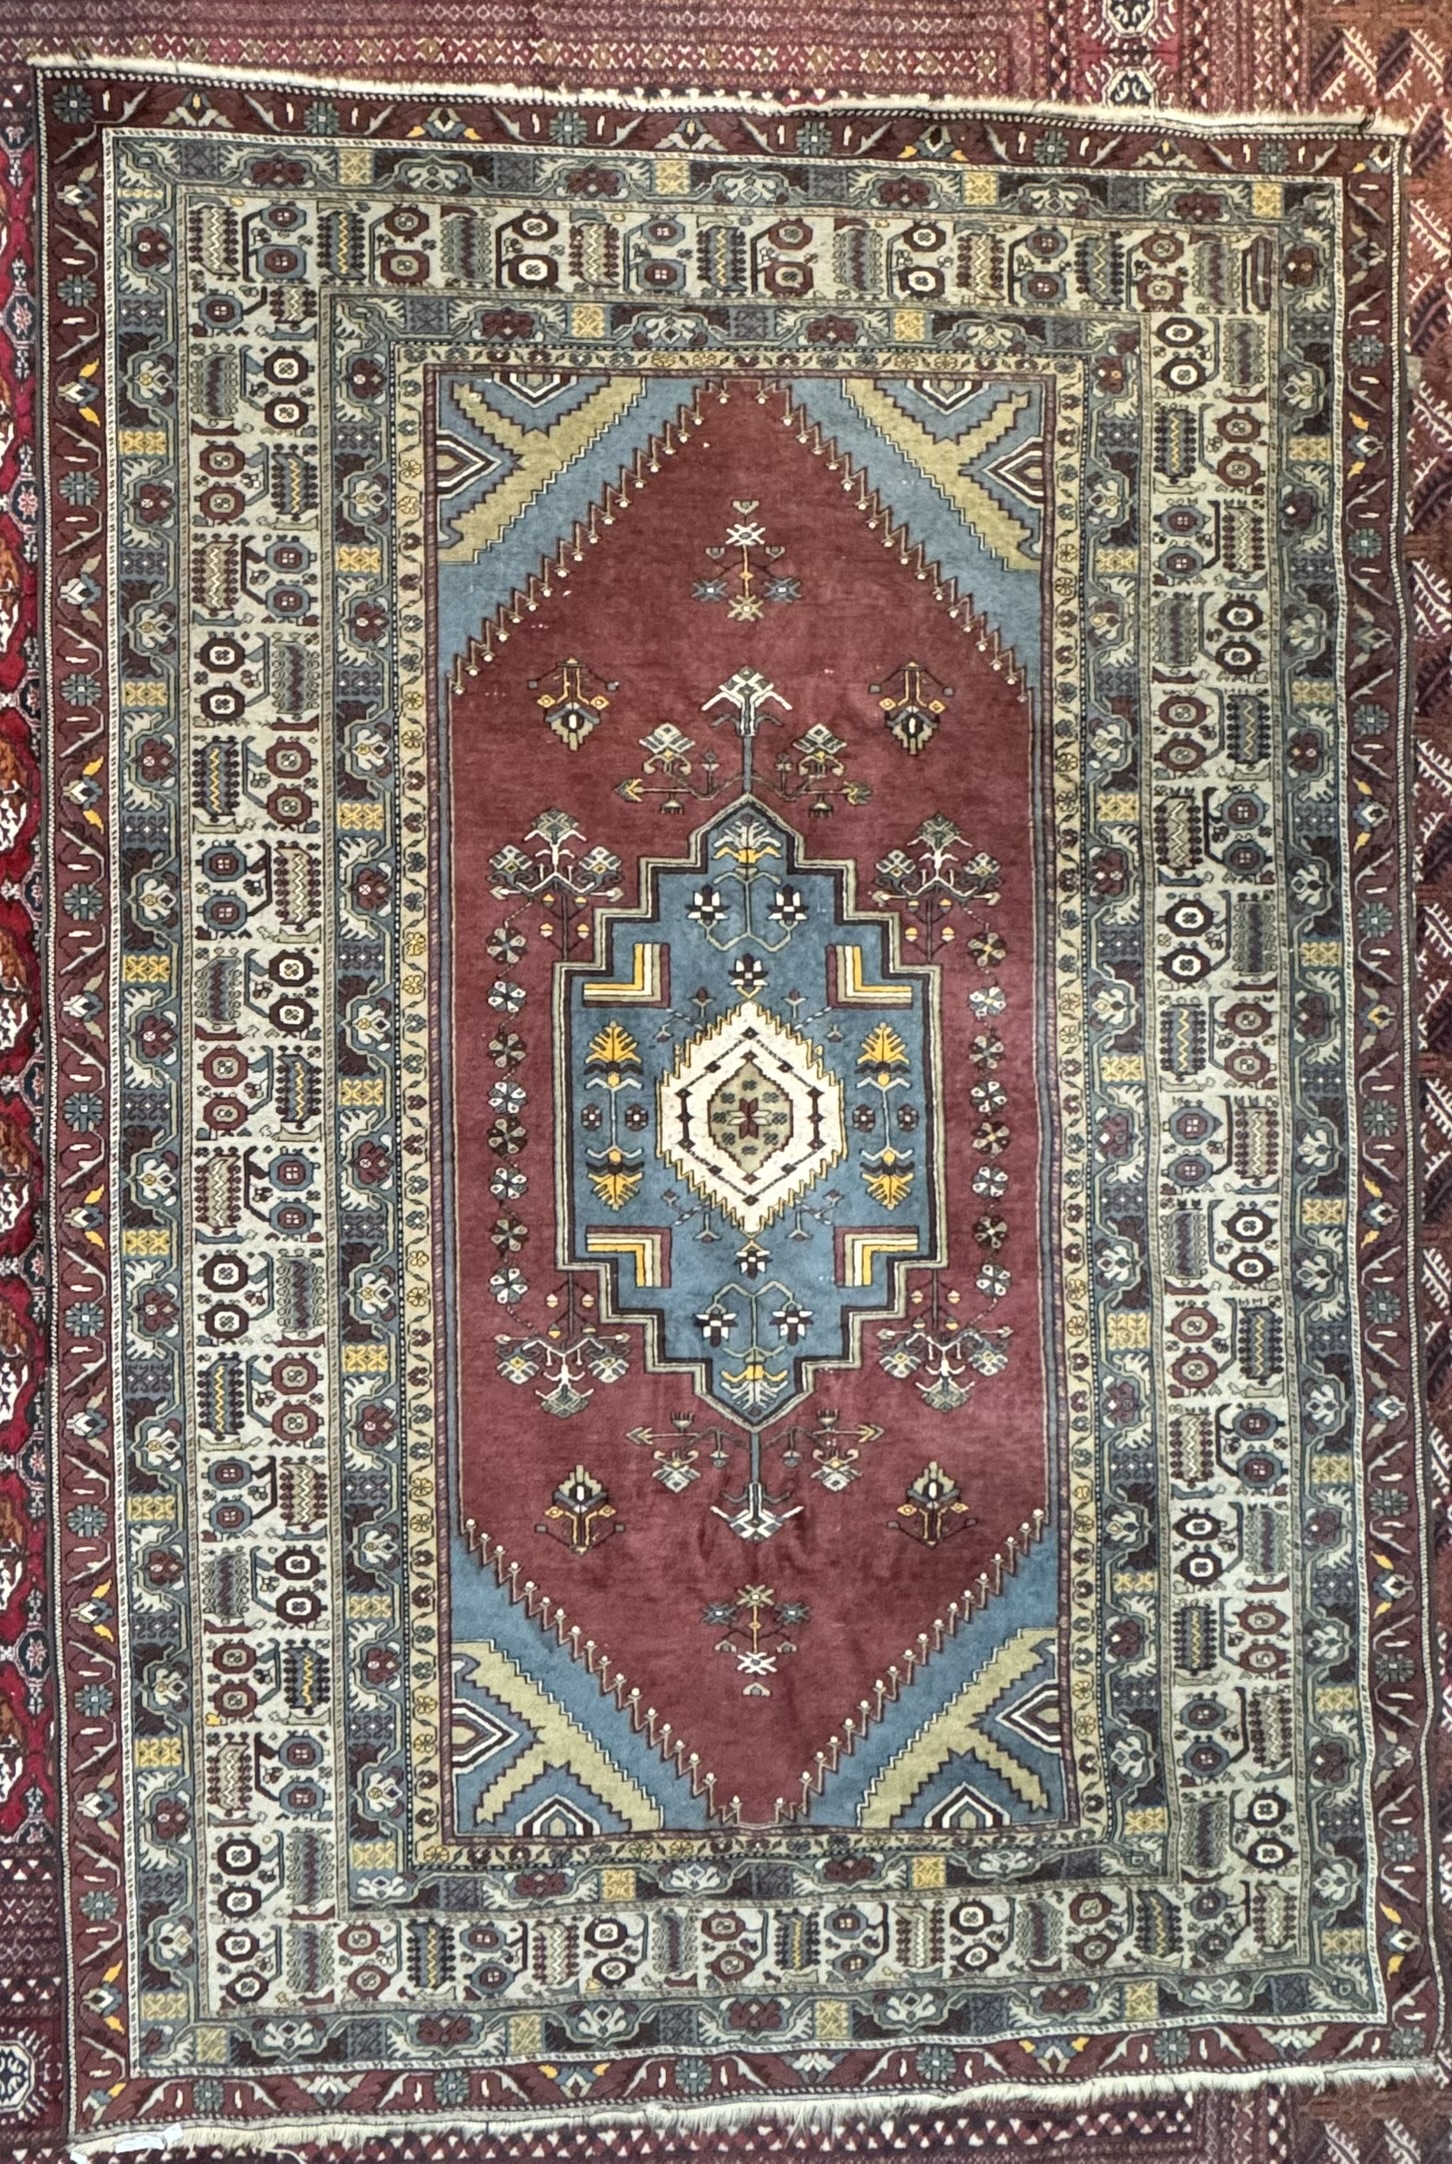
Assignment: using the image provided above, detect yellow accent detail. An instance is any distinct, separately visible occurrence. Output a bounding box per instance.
[892,309,927,342]
[1315,1684,1358,1713]
[343,1344,390,1373]
[134,1735,183,1766]
[833,945,912,1006]
[858,1629,1054,1825]
[1100,1054,1144,1081]
[118,428,168,456]
[122,954,170,983]
[140,1992,188,2023]
[580,943,666,1005]
[336,545,382,574]
[338,801,385,831]
[571,303,607,338]
[859,1022,910,1069]
[350,1839,396,1867]
[586,1020,641,1067]
[347,1593,393,1619]
[340,1077,387,1106]
[587,1160,644,1211]
[1095,547,1138,574]
[863,1166,915,1211]
[1322,1929,1366,1956]
[1106,1312,1151,1350]
[1302,1196,1346,1226]
[959,170,996,205]
[337,145,371,186]
[1124,1981,1158,2024]
[123,1228,171,1256]
[653,155,689,194]
[841,379,1036,573]
[601,1868,637,1901]
[910,1853,947,1889]
[1301,939,1341,966]
[1096,790,1139,824]
[1251,180,1284,219]
[1292,677,1336,708]
[1113,1570,1157,1595]
[585,1229,667,1288]
[442,377,649,566]
[1313,1453,1353,1483]
[122,679,168,707]
[127,1496,175,1523]
[814,1999,851,2042]
[1289,435,1334,464]
[1124,1806,1168,1834]
[840,1229,920,1288]
[456,1641,663,1832]
[510,2014,545,2058]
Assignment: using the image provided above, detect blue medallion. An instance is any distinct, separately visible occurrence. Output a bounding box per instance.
[558,730,945,1442]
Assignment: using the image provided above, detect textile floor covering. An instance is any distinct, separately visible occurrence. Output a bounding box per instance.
[0,4,1448,2160]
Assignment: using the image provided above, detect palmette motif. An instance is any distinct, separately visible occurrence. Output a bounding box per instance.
[34,65,1439,2147]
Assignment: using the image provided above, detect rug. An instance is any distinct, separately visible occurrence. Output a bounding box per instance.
[0,0,1306,109]
[7,52,1446,2160]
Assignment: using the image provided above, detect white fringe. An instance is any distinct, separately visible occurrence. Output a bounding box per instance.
[50,2056,1438,2161]
[20,54,1407,135]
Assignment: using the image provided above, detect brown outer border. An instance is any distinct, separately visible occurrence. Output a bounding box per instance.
[32,67,1440,2142]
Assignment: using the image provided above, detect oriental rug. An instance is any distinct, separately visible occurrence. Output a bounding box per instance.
[8,55,1448,2160]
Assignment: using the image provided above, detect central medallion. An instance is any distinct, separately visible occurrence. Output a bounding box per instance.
[661,1001,846,1234]
[557,781,944,1430]
[448,396,1051,1818]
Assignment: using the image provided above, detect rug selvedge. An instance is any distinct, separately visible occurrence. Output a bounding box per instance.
[26,64,1444,2149]
[0,81,59,2145]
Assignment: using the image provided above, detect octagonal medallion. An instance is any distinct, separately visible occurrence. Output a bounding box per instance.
[660,1000,846,1234]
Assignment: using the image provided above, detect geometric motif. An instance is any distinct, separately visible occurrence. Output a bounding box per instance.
[859,1628,1060,1827]
[31,60,1442,2155]
[455,372,1050,1801]
[560,793,942,1426]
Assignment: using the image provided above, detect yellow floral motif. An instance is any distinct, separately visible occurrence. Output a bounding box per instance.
[858,1028,915,1207]
[586,1021,641,1080]
[584,1021,644,1206]
[863,1149,915,1211]
[588,1147,644,1210]
[859,1024,910,1079]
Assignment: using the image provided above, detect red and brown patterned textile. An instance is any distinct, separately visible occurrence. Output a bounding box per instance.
[0,0,1300,105]
[0,4,1451,2161]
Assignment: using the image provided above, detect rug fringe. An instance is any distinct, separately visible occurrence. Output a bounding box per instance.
[52,2057,1436,2161]
[22,54,1408,135]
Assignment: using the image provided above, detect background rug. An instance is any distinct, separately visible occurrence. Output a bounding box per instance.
[0,4,1452,2164]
